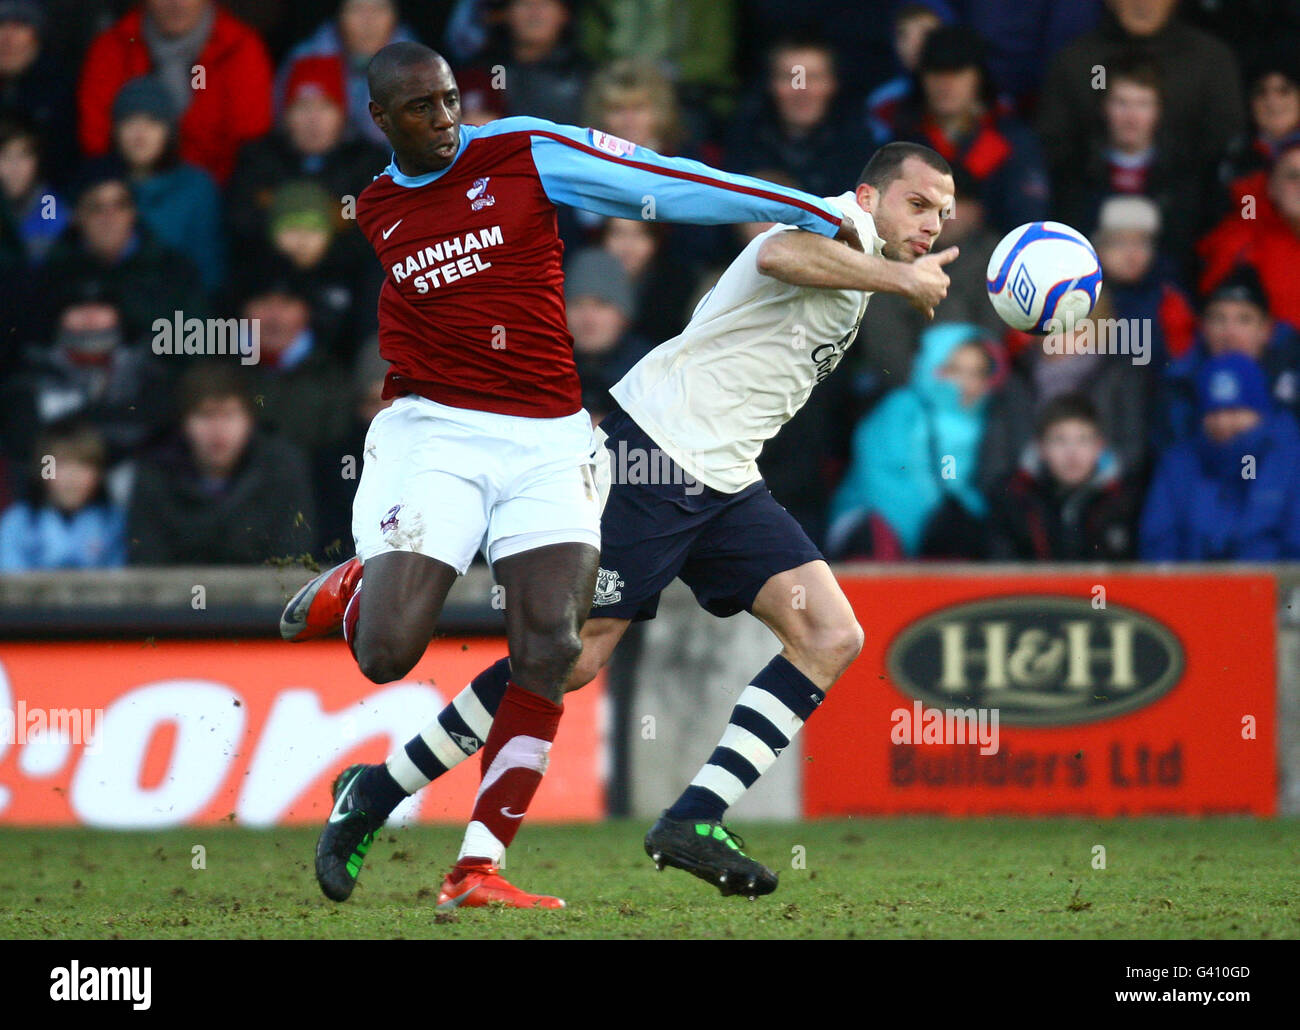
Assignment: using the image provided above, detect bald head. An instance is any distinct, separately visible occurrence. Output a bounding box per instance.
[367,41,447,109]
[367,42,463,175]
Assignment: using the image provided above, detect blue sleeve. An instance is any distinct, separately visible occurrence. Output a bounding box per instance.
[513,118,845,237]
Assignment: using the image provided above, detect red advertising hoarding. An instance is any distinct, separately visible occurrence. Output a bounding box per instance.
[0,638,605,827]
[802,572,1276,816]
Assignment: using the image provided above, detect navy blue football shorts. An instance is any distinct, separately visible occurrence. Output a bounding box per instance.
[590,407,825,622]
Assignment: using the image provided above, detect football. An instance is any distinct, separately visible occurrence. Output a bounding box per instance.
[985,221,1103,334]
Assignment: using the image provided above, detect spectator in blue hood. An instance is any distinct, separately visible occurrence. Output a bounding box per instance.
[827,323,1001,560]
[1140,352,1300,560]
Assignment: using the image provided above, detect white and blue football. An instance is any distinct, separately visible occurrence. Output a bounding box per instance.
[986,221,1103,334]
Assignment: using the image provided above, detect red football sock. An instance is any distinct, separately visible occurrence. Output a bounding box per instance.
[455,683,563,869]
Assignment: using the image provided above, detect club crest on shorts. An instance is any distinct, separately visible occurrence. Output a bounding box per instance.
[593,567,625,606]
[380,504,402,533]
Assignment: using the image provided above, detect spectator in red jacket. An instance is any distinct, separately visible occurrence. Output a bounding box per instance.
[890,25,1050,234]
[77,0,273,184]
[1199,136,1300,331]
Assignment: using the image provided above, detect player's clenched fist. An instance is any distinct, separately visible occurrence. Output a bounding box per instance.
[901,245,958,319]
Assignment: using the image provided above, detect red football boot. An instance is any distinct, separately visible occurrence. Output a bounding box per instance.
[280,557,363,642]
[435,859,566,910]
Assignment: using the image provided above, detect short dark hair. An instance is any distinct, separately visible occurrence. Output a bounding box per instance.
[1036,393,1102,438]
[367,41,447,109]
[856,142,952,191]
[177,362,255,419]
[34,417,107,469]
[768,31,837,77]
[1108,52,1163,99]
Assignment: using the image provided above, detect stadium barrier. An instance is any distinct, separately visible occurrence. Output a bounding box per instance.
[0,564,1295,825]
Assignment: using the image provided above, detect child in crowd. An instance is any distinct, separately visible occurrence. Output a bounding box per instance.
[0,419,125,571]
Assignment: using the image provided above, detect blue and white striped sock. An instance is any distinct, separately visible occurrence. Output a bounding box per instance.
[666,655,825,823]
[379,658,511,800]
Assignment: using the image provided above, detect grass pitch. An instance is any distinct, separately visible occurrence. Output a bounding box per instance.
[1,818,1297,940]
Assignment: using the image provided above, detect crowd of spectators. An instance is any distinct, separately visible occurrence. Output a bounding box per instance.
[4,0,1300,571]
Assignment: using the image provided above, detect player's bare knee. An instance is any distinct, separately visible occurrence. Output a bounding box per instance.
[354,639,419,684]
[837,618,866,673]
[791,617,863,682]
[511,628,583,695]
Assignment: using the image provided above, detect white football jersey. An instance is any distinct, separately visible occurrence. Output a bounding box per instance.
[609,192,887,493]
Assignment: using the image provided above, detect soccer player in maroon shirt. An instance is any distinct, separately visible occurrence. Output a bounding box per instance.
[282,41,862,907]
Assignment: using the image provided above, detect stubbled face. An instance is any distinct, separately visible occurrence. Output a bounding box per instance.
[46,455,101,512]
[895,13,941,73]
[340,0,396,57]
[1109,0,1178,37]
[1104,80,1160,151]
[0,134,38,199]
[116,114,170,170]
[1204,407,1261,444]
[770,47,836,132]
[371,58,461,175]
[1203,299,1271,360]
[1252,72,1300,140]
[1270,148,1300,225]
[184,396,254,477]
[567,296,626,354]
[858,156,954,262]
[1041,418,1104,487]
[939,342,994,407]
[1097,228,1155,284]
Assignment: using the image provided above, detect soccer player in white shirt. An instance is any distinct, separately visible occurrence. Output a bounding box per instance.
[351,142,958,907]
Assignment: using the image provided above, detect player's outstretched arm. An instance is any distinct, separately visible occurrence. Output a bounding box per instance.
[757,229,958,319]
[511,117,850,239]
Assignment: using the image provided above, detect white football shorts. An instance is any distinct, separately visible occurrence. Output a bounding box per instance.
[352,395,603,573]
